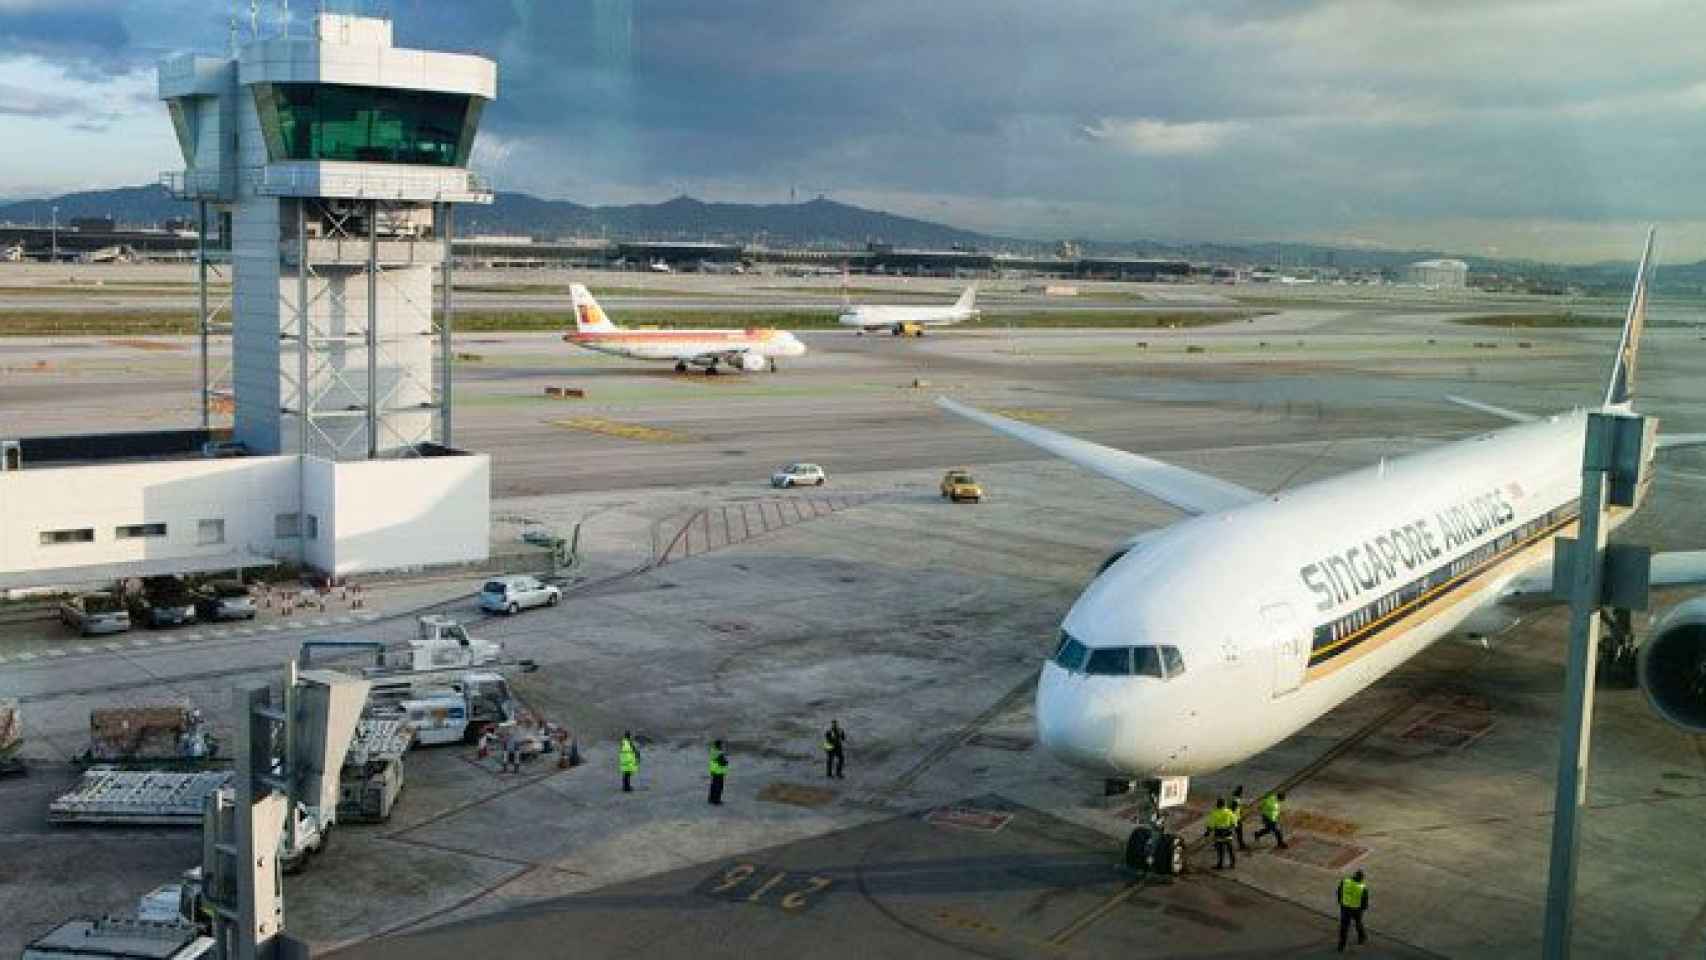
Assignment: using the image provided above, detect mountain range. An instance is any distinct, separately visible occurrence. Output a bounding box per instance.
[7,183,1706,295]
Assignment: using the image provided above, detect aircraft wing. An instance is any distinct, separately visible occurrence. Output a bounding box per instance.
[1445,394,1536,423]
[936,397,1265,516]
[1504,549,1706,597]
[1658,434,1706,450]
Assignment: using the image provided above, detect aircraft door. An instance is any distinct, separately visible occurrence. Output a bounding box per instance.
[1261,601,1309,697]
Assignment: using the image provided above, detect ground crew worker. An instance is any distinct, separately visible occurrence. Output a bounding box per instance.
[619,730,641,792]
[501,725,522,774]
[1204,797,1237,869]
[1336,869,1369,951]
[708,739,729,805]
[1254,790,1288,849]
[1230,784,1249,851]
[823,720,847,779]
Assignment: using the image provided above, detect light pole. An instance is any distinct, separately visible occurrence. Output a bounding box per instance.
[50,204,58,262]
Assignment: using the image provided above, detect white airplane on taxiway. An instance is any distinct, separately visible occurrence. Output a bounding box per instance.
[941,230,1706,874]
[839,284,978,336]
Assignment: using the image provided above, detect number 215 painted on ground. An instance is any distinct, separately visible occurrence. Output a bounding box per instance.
[700,862,834,912]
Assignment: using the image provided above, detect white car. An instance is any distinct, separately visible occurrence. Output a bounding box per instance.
[60,593,131,636]
[478,575,560,615]
[771,463,827,488]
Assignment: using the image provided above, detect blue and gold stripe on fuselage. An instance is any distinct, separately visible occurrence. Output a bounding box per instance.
[1303,502,1580,680]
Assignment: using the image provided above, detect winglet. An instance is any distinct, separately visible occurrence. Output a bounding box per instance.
[1603,227,1656,409]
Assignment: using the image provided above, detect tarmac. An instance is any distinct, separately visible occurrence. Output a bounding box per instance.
[2,277,1705,958]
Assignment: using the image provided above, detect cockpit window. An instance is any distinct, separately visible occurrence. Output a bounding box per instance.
[1131,646,1163,678]
[1084,647,1129,676]
[1053,633,1088,672]
[1054,638,1183,680]
[1160,645,1185,678]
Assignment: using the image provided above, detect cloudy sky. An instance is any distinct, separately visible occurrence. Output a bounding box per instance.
[3,0,1706,261]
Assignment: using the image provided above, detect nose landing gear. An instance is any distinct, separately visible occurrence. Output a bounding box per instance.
[1113,777,1187,877]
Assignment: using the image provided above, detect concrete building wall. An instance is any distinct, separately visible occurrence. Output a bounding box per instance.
[324,454,489,575]
[0,457,300,576]
[0,453,488,578]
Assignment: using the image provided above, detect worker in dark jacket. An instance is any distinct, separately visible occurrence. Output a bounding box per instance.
[708,739,729,805]
[1336,869,1369,951]
[823,720,847,779]
[1230,784,1250,851]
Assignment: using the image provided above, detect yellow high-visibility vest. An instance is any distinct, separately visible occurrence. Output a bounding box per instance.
[1340,878,1367,909]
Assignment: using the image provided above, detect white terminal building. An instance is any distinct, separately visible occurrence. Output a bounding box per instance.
[0,13,496,588]
[1404,258,1469,288]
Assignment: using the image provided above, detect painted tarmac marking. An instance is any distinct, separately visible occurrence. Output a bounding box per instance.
[310,618,331,627]
[129,637,151,647]
[334,616,354,624]
[17,652,37,661]
[180,633,202,642]
[103,643,123,652]
[286,621,308,630]
[47,649,68,658]
[76,646,94,655]
[263,624,282,633]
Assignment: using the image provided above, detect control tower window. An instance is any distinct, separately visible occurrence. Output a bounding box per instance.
[255,82,485,166]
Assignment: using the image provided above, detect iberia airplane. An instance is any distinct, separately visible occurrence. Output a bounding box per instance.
[563,284,806,374]
[941,230,1706,875]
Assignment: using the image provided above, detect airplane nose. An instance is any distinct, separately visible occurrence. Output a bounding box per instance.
[1036,662,1119,771]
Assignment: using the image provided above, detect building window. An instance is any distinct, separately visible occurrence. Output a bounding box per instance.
[275,513,300,539]
[304,515,319,540]
[40,528,94,546]
[115,523,168,540]
[198,519,225,546]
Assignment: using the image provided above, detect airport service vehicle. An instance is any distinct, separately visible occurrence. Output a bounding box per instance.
[940,231,1706,876]
[0,699,22,778]
[940,468,984,502]
[479,575,559,615]
[24,917,214,960]
[563,284,806,374]
[192,580,256,621]
[407,614,505,668]
[59,592,130,636]
[127,578,198,629]
[840,284,978,335]
[367,671,516,745]
[772,463,827,488]
[337,718,411,823]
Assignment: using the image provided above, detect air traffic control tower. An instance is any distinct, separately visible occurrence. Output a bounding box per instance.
[161,11,494,460]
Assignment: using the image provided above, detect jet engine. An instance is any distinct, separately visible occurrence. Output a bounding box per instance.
[739,353,768,372]
[1638,596,1706,733]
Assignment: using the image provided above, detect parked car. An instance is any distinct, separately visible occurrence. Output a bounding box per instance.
[478,575,560,615]
[194,580,257,621]
[127,578,198,629]
[201,439,248,458]
[940,468,984,503]
[59,592,131,636]
[771,463,827,488]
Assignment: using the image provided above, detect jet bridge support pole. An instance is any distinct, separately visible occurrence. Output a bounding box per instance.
[1541,412,1652,959]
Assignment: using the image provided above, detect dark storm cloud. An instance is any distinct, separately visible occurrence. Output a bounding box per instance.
[11,0,1706,255]
[0,1,135,76]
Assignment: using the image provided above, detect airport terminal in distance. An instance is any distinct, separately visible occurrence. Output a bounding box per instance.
[3,9,1706,960]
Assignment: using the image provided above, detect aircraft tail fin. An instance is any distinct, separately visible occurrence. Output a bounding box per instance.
[954,284,977,312]
[570,284,619,332]
[1603,227,1656,410]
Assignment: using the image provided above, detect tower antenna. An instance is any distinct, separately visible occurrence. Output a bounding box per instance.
[249,0,259,39]
[280,0,289,37]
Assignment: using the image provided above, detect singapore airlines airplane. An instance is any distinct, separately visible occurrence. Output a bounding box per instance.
[563,284,806,374]
[839,284,978,335]
[941,230,1706,874]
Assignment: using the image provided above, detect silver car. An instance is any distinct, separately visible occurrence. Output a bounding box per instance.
[478,575,560,615]
[771,463,827,488]
[195,581,257,621]
[60,593,131,636]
